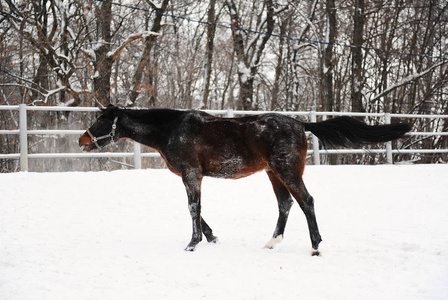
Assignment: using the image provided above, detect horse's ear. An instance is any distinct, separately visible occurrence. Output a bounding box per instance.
[100,104,119,117]
[101,104,115,111]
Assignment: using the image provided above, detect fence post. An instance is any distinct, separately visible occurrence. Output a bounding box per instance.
[134,141,142,169]
[19,104,29,171]
[226,107,234,118]
[384,113,393,164]
[310,111,320,165]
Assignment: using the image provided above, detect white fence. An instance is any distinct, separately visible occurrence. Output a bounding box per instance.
[1,104,448,171]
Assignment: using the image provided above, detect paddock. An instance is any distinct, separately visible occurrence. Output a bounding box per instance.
[1,164,447,299]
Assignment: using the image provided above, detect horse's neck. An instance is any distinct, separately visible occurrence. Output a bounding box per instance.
[120,110,178,150]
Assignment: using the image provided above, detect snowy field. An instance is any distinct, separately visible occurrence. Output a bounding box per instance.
[1,164,447,300]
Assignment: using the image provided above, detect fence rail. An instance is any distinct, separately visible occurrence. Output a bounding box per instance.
[1,104,447,171]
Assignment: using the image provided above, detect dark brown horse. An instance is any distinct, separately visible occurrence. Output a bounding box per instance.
[79,105,410,255]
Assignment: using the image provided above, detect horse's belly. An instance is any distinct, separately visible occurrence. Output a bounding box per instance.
[203,156,268,179]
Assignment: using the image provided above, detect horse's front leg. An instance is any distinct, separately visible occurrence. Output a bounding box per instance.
[182,171,203,251]
[201,217,219,243]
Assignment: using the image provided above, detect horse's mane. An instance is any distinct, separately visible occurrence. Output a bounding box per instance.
[120,108,187,125]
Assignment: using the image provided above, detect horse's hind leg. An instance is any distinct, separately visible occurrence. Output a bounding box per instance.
[285,177,322,255]
[269,161,322,255]
[264,170,293,249]
[293,181,322,256]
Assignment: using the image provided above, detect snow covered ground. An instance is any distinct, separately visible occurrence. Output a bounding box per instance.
[1,165,447,300]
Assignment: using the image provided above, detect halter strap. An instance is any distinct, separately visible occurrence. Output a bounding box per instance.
[86,116,119,150]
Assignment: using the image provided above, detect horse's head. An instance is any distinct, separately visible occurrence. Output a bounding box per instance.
[79,105,120,152]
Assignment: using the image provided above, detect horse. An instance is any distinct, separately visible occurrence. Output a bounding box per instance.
[79,105,411,255]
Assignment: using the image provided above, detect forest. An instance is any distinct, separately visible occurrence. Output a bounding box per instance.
[1,0,447,171]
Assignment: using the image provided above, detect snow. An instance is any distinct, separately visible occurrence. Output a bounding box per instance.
[84,48,96,60]
[238,61,251,83]
[1,165,447,300]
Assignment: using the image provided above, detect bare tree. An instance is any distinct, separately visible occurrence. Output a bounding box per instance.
[226,0,275,110]
[1,0,89,106]
[200,0,217,109]
[127,0,169,107]
[351,0,365,113]
[91,0,113,105]
[320,0,336,112]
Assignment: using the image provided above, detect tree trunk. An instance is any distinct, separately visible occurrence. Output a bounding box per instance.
[93,0,113,105]
[320,0,336,112]
[201,0,216,109]
[351,0,365,113]
[31,0,50,103]
[271,19,287,111]
[127,0,169,106]
[227,0,274,111]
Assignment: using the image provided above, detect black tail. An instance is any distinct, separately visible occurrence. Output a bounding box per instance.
[304,116,411,148]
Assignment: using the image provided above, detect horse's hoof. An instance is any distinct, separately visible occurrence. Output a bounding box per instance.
[264,235,283,249]
[184,244,197,251]
[206,235,219,244]
[208,236,219,244]
[311,249,321,256]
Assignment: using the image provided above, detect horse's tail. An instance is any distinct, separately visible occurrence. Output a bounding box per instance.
[304,116,411,148]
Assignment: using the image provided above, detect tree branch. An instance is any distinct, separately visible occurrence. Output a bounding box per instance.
[107,31,160,62]
[371,60,447,102]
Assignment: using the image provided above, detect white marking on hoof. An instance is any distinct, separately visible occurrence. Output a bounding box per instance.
[264,235,283,249]
[311,249,321,256]
[185,245,196,251]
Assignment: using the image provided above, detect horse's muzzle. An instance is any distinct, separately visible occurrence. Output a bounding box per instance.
[79,133,92,152]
